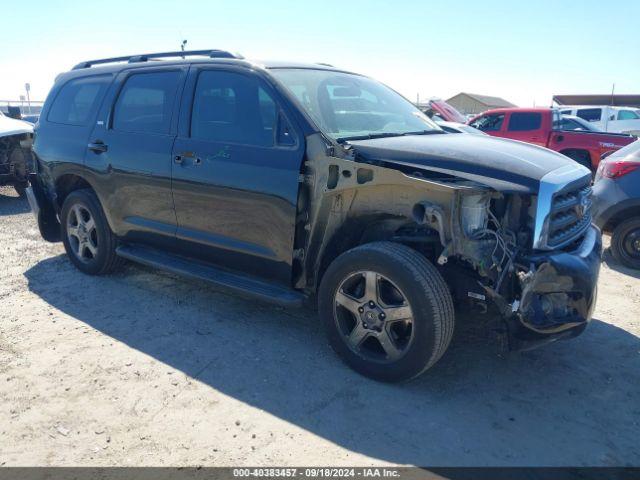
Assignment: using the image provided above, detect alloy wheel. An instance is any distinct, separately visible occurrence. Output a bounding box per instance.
[66,204,99,263]
[333,270,415,363]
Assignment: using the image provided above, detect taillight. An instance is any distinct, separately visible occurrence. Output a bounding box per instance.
[600,160,640,179]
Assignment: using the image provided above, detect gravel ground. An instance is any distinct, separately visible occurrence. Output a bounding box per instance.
[0,185,639,467]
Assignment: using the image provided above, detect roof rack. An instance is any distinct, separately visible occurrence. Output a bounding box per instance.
[72,49,243,70]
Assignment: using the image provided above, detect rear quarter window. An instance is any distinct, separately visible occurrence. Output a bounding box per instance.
[507,112,542,131]
[47,75,111,126]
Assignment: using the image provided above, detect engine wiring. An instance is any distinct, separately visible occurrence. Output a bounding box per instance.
[470,208,519,292]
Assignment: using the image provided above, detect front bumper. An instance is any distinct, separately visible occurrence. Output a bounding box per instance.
[508,225,602,351]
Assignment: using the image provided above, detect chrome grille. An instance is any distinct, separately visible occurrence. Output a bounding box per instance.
[547,183,592,248]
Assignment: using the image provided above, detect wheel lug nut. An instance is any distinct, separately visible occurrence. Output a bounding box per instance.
[358,307,364,313]
[363,322,368,328]
[379,313,386,320]
[368,301,375,307]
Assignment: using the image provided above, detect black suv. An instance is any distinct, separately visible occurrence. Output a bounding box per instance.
[28,50,602,382]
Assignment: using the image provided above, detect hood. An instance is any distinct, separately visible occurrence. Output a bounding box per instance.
[349,133,582,193]
[0,114,33,137]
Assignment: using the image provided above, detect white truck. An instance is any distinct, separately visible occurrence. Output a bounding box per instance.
[558,105,640,136]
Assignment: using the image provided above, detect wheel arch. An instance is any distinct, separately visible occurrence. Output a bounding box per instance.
[560,148,593,170]
[601,201,640,233]
[54,173,95,210]
[53,172,118,234]
[314,214,437,293]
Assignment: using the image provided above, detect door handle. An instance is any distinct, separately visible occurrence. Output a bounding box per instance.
[556,135,564,142]
[174,152,202,166]
[88,141,108,153]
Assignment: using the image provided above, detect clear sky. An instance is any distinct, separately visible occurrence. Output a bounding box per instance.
[1,0,638,106]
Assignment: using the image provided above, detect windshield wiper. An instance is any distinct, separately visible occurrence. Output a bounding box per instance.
[401,130,447,136]
[336,130,445,143]
[336,132,406,143]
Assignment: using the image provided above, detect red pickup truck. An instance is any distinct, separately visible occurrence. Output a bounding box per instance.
[467,108,635,170]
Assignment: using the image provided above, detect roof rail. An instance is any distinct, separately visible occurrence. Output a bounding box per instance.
[72,50,243,70]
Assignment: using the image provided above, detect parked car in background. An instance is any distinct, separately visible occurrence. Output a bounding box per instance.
[20,114,40,124]
[28,50,601,382]
[469,108,635,171]
[422,99,468,124]
[593,140,640,269]
[558,106,640,136]
[435,120,486,135]
[0,110,33,196]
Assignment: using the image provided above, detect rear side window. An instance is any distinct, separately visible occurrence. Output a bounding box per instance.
[470,114,504,132]
[190,70,278,147]
[47,75,110,126]
[508,112,542,131]
[112,71,182,134]
[576,108,602,122]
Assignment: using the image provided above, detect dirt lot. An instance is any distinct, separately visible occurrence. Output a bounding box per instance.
[0,185,639,467]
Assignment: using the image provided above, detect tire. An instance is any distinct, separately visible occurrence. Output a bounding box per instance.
[565,150,592,171]
[60,189,123,275]
[14,182,27,197]
[611,217,640,270]
[318,241,455,382]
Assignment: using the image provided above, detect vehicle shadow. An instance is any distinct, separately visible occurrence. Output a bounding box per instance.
[602,247,640,280]
[24,255,640,466]
[0,187,30,215]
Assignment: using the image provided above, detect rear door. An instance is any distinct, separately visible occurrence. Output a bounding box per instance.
[171,66,304,285]
[504,111,545,146]
[85,66,187,247]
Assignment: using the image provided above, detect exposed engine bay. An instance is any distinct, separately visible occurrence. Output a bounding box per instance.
[0,112,33,194]
[296,133,601,351]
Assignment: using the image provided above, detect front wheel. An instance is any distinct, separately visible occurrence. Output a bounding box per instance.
[318,242,455,382]
[611,217,640,270]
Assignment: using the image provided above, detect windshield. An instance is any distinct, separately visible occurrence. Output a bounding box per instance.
[270,68,441,141]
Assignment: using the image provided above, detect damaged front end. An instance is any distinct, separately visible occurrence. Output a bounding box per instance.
[453,166,602,351]
[298,131,600,352]
[0,114,34,193]
[507,223,601,350]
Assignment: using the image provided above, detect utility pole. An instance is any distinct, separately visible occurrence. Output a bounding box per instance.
[611,83,615,106]
[24,83,31,115]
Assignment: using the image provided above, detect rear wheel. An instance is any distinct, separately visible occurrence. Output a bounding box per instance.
[14,182,27,197]
[611,217,640,270]
[318,242,455,382]
[564,150,592,171]
[61,189,123,275]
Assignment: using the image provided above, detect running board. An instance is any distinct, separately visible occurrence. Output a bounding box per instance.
[116,244,305,308]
